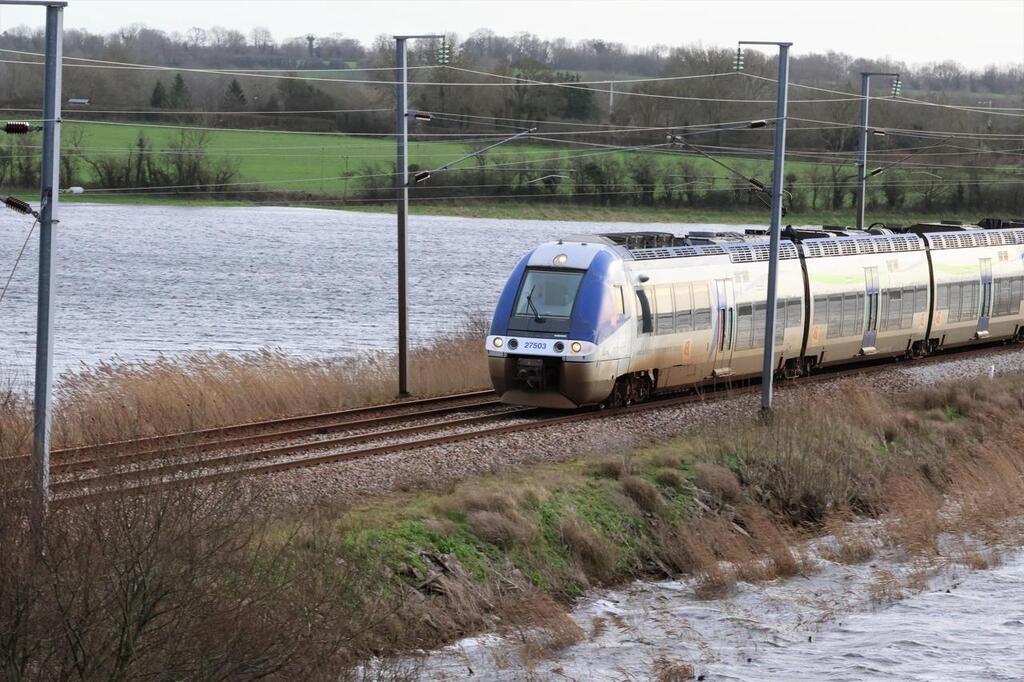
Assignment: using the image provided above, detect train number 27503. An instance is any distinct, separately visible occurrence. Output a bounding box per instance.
[524,342,547,350]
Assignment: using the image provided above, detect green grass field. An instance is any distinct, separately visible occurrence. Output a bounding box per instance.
[57,120,1015,222]
[63,120,470,195]
[63,120,833,196]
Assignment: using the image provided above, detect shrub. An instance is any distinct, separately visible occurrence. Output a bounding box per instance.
[655,467,685,490]
[466,509,533,548]
[558,516,617,583]
[694,463,741,503]
[620,475,667,516]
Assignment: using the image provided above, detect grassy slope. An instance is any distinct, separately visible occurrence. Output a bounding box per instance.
[310,373,1024,663]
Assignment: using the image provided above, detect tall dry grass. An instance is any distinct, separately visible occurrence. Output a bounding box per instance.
[692,375,1024,574]
[0,378,31,460]
[1,324,489,452]
[0,476,395,679]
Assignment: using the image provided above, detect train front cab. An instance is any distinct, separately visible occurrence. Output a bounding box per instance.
[486,241,633,408]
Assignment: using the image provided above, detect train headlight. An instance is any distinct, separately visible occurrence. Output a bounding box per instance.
[492,337,504,348]
[554,341,564,352]
[552,254,568,266]
[508,338,519,350]
[570,341,582,353]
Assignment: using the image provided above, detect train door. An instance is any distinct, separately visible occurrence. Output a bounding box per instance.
[862,266,879,353]
[713,278,734,376]
[978,258,993,337]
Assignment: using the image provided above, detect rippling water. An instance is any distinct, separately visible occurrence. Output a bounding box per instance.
[423,548,1024,680]
[0,203,761,384]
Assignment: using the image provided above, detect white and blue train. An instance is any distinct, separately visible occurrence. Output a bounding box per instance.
[486,219,1024,408]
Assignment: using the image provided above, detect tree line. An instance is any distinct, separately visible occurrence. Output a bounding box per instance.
[0,25,1019,216]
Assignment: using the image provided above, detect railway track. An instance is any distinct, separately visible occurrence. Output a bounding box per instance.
[2,389,499,469]
[7,342,1019,508]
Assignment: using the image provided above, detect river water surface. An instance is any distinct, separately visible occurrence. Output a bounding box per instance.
[422,546,1024,680]
[0,204,759,383]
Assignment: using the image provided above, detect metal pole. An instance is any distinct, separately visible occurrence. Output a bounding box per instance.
[31,2,63,549]
[760,43,790,413]
[609,81,614,117]
[395,37,410,397]
[855,73,871,230]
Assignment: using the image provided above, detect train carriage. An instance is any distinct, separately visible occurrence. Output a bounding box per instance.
[924,227,1024,349]
[800,233,931,368]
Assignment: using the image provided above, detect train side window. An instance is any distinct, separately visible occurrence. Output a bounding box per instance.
[655,286,674,334]
[735,303,753,350]
[961,281,979,320]
[901,287,916,328]
[785,298,802,328]
[993,278,1010,317]
[613,285,625,316]
[673,283,692,332]
[826,294,843,338]
[993,279,1007,316]
[935,283,949,310]
[998,277,1024,316]
[813,295,828,325]
[948,282,962,321]
[841,292,863,337]
[753,302,767,347]
[887,290,903,330]
[915,286,928,314]
[692,283,712,330]
[693,308,711,330]
[776,298,797,342]
[636,288,653,334]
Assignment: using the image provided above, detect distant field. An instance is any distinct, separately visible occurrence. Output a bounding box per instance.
[62,120,470,195]
[55,120,1016,217]
[61,120,834,196]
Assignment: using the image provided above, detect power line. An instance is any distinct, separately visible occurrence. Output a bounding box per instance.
[741,72,1024,117]
[0,219,37,307]
[0,49,863,103]
[1,105,392,116]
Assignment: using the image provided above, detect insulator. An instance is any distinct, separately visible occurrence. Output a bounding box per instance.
[3,196,34,214]
[4,121,32,134]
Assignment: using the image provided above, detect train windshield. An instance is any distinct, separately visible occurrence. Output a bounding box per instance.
[514,269,584,319]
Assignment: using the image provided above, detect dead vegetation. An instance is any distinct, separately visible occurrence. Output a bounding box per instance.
[693,462,741,504]
[821,514,877,564]
[652,656,696,681]
[620,475,668,517]
[503,594,585,670]
[558,516,618,584]
[0,476,400,680]
[1,324,488,454]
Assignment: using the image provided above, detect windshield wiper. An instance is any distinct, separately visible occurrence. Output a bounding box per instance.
[525,286,543,322]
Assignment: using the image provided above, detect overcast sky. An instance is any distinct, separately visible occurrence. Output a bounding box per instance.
[1,0,1021,69]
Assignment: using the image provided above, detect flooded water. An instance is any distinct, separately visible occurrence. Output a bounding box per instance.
[0,203,762,384]
[423,546,1024,680]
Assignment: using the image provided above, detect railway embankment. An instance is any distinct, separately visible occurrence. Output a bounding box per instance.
[4,356,1024,677]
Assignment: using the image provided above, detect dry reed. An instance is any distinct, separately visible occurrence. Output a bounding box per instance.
[0,325,488,454]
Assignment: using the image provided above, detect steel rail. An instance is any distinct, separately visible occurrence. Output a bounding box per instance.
[49,399,507,475]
